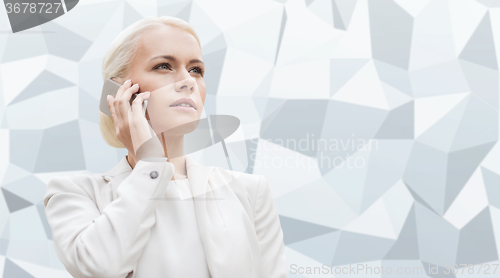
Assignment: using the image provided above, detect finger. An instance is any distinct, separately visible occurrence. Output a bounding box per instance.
[131,91,150,119]
[106,95,118,122]
[118,83,140,118]
[107,95,120,134]
[113,79,132,122]
[115,78,132,100]
[127,92,154,156]
[121,82,140,108]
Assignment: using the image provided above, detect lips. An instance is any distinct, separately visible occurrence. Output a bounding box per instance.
[169,97,196,110]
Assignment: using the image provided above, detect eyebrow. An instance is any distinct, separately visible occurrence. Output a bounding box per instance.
[149,55,204,65]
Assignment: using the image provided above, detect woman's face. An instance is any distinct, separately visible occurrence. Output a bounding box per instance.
[124,24,206,137]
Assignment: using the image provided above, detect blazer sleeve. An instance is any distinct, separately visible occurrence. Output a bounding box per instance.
[43,157,175,278]
[254,175,289,278]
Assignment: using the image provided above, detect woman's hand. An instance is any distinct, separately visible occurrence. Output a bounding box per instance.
[106,79,166,161]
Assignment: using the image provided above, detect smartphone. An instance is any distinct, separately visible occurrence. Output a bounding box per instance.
[99,78,148,118]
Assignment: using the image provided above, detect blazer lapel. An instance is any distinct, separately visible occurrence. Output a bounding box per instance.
[101,156,133,200]
[186,155,261,278]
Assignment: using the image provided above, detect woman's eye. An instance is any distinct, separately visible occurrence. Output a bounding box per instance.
[190,67,204,76]
[153,63,171,70]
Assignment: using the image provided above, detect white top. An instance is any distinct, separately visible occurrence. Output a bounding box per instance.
[134,178,212,277]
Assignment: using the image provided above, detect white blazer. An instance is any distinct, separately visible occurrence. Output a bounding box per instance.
[43,155,289,278]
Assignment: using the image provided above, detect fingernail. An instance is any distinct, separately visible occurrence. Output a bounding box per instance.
[133,83,139,87]
[107,95,110,99]
[125,79,131,84]
[145,91,150,95]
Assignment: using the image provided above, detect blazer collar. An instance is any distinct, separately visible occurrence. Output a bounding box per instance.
[101,155,212,185]
[101,155,132,180]
[101,154,261,278]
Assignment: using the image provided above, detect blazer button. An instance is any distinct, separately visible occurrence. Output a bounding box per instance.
[150,171,159,179]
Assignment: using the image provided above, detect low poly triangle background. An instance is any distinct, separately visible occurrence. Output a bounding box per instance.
[1,0,500,277]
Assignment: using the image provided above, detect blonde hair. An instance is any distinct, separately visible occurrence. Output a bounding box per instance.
[99,16,201,148]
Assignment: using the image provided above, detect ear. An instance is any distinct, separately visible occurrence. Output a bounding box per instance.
[111,76,124,84]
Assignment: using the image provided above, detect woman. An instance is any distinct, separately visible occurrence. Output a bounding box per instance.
[43,16,288,278]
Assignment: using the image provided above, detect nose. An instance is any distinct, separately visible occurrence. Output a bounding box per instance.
[174,76,196,93]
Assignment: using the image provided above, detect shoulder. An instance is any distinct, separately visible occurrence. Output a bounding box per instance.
[212,167,268,210]
[44,173,106,208]
[213,166,260,188]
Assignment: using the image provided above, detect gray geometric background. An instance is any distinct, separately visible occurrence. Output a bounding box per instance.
[0,0,500,277]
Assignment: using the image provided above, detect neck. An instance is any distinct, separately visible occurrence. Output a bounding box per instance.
[127,132,187,180]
